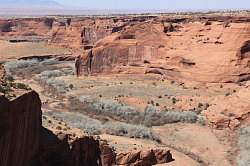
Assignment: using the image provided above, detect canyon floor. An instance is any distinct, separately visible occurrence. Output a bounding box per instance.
[0,13,250,166]
[0,41,239,166]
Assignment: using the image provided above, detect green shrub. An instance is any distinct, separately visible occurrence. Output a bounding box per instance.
[14,83,31,90]
[172,97,177,104]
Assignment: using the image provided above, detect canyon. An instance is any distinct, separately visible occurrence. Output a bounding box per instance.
[0,12,250,166]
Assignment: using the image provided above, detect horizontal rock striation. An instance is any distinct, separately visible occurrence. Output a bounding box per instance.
[76,17,250,83]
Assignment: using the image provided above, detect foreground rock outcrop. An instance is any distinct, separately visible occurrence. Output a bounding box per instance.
[0,72,173,166]
[0,91,42,166]
[115,149,174,166]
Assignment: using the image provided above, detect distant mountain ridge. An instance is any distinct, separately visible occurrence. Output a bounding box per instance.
[0,0,63,8]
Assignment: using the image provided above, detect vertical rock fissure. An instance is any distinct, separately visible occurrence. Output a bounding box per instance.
[87,50,93,75]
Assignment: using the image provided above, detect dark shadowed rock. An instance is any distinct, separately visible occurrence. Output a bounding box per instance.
[0,91,42,166]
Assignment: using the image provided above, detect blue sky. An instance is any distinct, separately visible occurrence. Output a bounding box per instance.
[57,0,250,10]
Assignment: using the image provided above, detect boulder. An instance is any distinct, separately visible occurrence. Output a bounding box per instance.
[115,149,174,166]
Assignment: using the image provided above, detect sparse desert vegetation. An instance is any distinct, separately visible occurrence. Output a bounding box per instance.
[3,57,240,166]
[4,59,39,75]
[69,97,199,127]
[237,126,250,166]
[1,11,250,165]
[5,58,74,95]
[44,111,158,141]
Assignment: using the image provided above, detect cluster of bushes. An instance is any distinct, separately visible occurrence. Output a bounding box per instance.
[237,126,250,166]
[38,70,64,79]
[36,68,74,94]
[5,58,73,76]
[44,111,157,141]
[4,59,39,75]
[105,121,157,141]
[4,58,75,95]
[0,73,31,98]
[43,78,69,94]
[70,97,199,127]
[0,84,12,94]
[46,111,103,135]
[143,106,198,127]
[10,82,31,90]
[40,58,61,66]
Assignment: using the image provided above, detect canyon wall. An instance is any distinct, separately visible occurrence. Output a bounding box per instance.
[0,18,52,36]
[0,64,173,165]
[77,17,250,83]
[1,16,249,83]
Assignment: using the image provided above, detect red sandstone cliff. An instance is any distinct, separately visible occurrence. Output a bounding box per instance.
[0,91,42,166]
[0,63,173,166]
[76,17,250,83]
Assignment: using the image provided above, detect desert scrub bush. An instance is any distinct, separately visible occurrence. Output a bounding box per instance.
[44,78,69,94]
[71,97,198,127]
[39,58,60,66]
[91,99,139,122]
[11,82,31,90]
[197,116,206,126]
[237,126,250,166]
[61,67,74,75]
[4,59,39,74]
[105,122,155,140]
[0,84,12,94]
[143,106,198,127]
[45,111,103,135]
[196,103,210,114]
[37,70,64,79]
[4,75,14,82]
[44,111,158,141]
[172,97,177,104]
[37,69,74,95]
[79,95,91,103]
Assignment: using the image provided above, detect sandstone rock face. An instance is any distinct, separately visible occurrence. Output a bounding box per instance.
[100,143,116,166]
[0,20,12,32]
[0,89,173,166]
[0,18,52,36]
[77,17,250,83]
[238,40,250,59]
[115,149,173,166]
[79,22,163,74]
[0,91,42,166]
[71,137,101,166]
[0,91,102,166]
[204,85,250,129]
[0,65,5,84]
[49,18,128,49]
